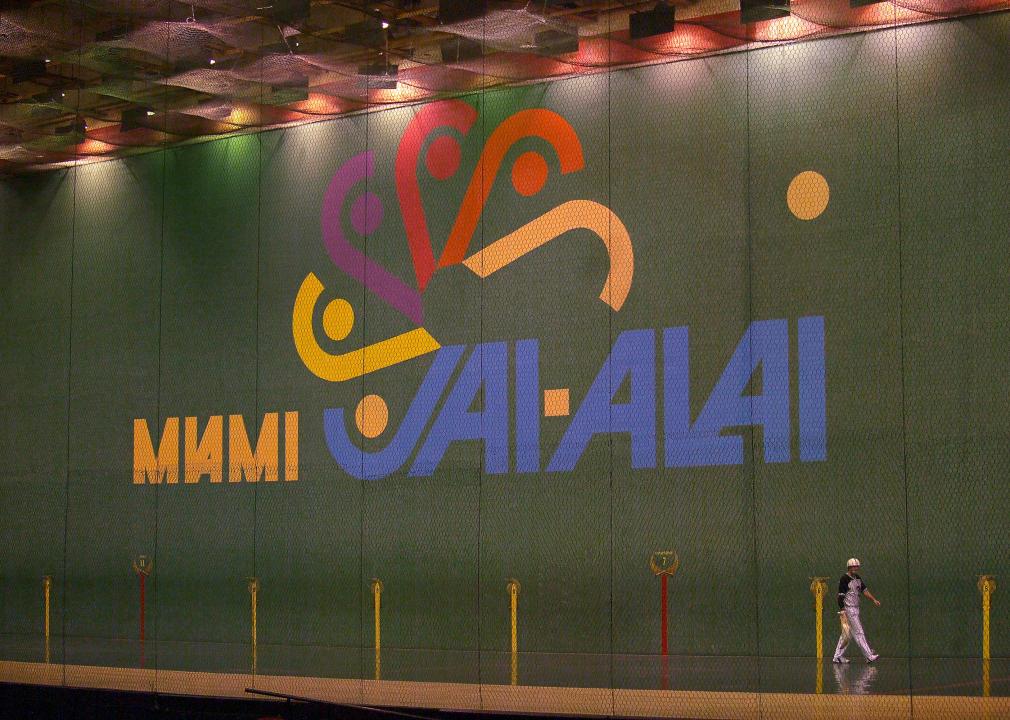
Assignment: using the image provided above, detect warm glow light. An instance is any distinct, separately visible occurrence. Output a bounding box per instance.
[646,24,734,55]
[851,1,928,25]
[78,139,118,155]
[289,93,338,114]
[10,0,1008,169]
[226,106,258,125]
[287,92,358,115]
[753,14,822,42]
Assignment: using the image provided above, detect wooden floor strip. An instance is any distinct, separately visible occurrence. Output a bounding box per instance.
[2,661,1008,719]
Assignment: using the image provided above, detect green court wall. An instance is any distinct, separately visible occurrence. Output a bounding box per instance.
[1,12,1009,678]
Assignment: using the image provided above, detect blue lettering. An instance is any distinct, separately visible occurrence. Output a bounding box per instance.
[666,320,790,466]
[515,339,541,473]
[798,316,827,461]
[323,318,825,480]
[410,342,510,476]
[323,345,464,479]
[547,329,656,472]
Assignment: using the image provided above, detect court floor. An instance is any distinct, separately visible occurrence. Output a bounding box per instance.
[1,638,1007,719]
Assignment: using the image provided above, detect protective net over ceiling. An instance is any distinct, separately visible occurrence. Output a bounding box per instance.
[0,0,1007,170]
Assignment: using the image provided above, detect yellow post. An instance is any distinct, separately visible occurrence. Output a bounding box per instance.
[507,579,520,686]
[810,578,828,659]
[810,577,829,695]
[371,578,383,681]
[978,575,996,697]
[247,578,259,674]
[42,576,51,664]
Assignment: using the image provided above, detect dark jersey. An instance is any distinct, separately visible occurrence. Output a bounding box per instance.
[838,573,868,609]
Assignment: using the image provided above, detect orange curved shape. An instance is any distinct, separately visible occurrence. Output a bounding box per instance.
[461,200,634,312]
[438,109,585,268]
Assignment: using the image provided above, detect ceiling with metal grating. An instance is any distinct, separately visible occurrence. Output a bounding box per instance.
[0,0,1005,172]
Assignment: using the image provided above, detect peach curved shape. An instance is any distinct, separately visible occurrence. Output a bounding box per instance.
[293,273,441,382]
[438,109,585,268]
[461,200,634,312]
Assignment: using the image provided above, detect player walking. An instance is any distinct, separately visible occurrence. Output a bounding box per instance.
[832,558,881,664]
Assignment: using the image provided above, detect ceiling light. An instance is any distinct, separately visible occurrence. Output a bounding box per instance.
[630,3,676,40]
[532,27,579,56]
[358,63,398,90]
[122,107,155,131]
[345,17,386,46]
[740,0,791,23]
[381,20,390,29]
[32,88,65,104]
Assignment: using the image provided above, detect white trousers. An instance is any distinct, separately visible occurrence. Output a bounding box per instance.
[833,608,875,660]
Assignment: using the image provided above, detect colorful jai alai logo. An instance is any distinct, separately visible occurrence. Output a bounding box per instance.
[293,100,827,480]
[291,99,632,382]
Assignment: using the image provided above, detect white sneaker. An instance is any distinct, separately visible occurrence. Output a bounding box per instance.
[832,657,849,664]
[867,654,879,663]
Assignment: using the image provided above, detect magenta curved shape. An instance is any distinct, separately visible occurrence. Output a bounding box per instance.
[321,151,423,324]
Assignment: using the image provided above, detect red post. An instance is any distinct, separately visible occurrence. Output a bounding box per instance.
[650,550,678,690]
[660,573,668,656]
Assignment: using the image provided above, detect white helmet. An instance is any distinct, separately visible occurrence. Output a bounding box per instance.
[847,558,861,568]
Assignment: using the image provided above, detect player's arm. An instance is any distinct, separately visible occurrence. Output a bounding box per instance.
[837,576,848,611]
[862,587,881,607]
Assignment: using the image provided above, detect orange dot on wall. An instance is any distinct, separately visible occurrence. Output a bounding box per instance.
[512,151,548,197]
[787,171,830,220]
[355,394,388,438]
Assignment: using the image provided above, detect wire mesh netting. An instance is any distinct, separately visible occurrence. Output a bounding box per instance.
[1,3,1010,720]
[2,0,1009,172]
